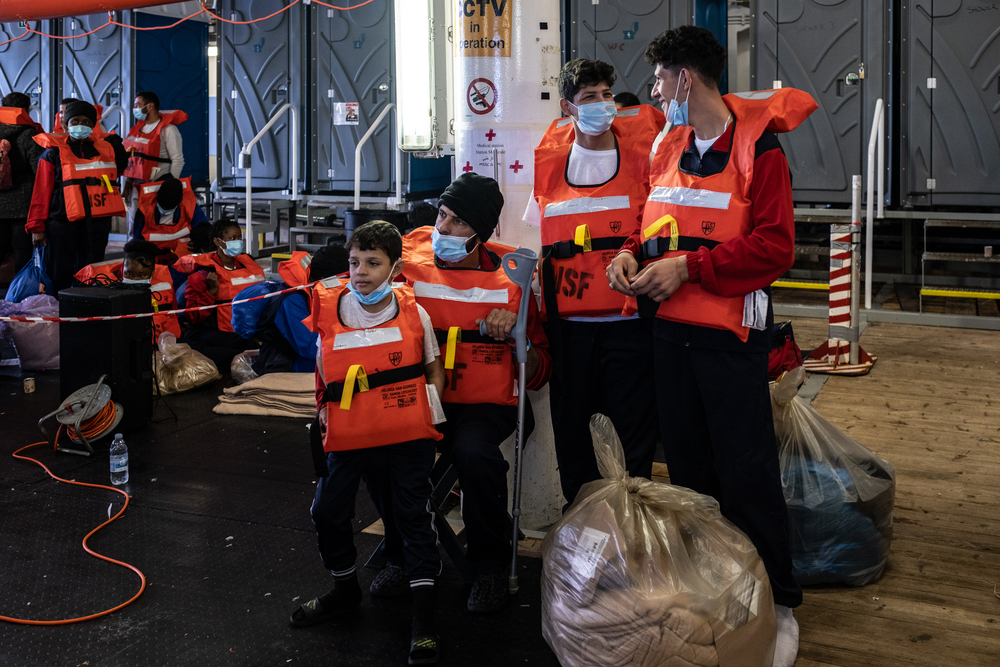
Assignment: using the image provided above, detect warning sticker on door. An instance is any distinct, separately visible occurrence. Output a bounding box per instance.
[467,78,497,116]
[333,103,359,126]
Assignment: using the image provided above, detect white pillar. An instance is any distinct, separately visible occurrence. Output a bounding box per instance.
[454,0,563,530]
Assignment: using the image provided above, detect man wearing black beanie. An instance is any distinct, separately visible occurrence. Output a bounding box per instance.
[369,174,552,614]
[26,100,128,294]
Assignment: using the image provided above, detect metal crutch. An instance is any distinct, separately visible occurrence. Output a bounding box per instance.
[479,248,538,594]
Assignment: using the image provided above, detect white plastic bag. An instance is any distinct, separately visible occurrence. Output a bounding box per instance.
[1,295,60,370]
[541,415,776,667]
[154,332,220,394]
[230,349,260,385]
[771,366,895,586]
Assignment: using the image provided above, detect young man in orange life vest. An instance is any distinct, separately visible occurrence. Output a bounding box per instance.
[606,26,818,667]
[26,100,128,294]
[372,174,551,614]
[525,59,661,509]
[173,218,265,369]
[291,221,446,666]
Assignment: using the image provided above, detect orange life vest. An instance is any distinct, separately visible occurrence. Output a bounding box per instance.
[52,104,103,134]
[401,226,520,406]
[178,252,266,334]
[534,105,663,318]
[136,176,197,256]
[33,132,126,221]
[0,107,43,132]
[278,251,313,287]
[122,110,188,181]
[623,88,818,341]
[307,282,442,452]
[73,259,181,341]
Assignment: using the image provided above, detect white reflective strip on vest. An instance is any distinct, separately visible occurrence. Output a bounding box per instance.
[130,137,151,144]
[648,186,731,210]
[74,161,117,171]
[732,90,778,100]
[412,281,509,304]
[150,282,172,293]
[557,117,573,128]
[333,327,403,350]
[616,108,639,117]
[543,195,631,218]
[148,229,191,242]
[143,183,162,193]
[231,274,264,287]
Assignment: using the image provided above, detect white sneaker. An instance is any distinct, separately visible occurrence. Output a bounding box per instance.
[773,604,799,667]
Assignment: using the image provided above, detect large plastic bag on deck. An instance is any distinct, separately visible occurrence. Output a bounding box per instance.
[154,331,220,394]
[0,295,60,370]
[770,366,895,586]
[230,349,260,385]
[541,415,776,667]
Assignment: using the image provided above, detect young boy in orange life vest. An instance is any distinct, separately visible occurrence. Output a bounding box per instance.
[291,221,446,666]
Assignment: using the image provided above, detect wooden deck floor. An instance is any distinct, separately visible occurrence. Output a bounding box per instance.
[783,317,1000,667]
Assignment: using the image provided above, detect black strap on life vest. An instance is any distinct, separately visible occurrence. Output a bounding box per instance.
[130,152,172,164]
[541,235,626,260]
[641,235,721,260]
[433,328,502,347]
[322,361,424,404]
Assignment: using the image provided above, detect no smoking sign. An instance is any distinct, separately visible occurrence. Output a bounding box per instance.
[467,78,497,115]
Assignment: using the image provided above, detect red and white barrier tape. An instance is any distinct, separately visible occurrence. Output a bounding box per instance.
[0,282,318,323]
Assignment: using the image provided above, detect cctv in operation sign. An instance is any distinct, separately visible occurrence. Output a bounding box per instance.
[456,0,513,58]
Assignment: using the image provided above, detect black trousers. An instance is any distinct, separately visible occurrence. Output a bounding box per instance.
[0,218,33,278]
[653,340,803,608]
[46,216,112,295]
[548,318,659,508]
[311,440,440,582]
[379,401,534,576]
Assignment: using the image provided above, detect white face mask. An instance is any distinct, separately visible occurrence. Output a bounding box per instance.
[121,276,151,286]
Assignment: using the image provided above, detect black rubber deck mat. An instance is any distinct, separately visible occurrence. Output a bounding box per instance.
[0,373,560,666]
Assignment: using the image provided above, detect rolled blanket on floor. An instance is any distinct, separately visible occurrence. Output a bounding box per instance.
[213,372,316,418]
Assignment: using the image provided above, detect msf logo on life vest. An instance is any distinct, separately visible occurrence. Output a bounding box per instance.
[702,220,716,236]
[91,191,111,209]
[552,267,594,300]
[388,351,402,367]
[610,220,622,234]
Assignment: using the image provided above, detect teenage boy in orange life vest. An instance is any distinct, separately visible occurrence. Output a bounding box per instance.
[607,26,818,667]
[173,219,265,370]
[292,221,445,666]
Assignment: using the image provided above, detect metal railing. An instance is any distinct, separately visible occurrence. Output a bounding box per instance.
[354,102,402,210]
[864,98,885,309]
[239,103,300,253]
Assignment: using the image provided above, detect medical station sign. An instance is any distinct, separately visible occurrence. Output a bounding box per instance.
[457,0,513,58]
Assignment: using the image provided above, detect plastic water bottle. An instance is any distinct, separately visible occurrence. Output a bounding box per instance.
[110,433,129,485]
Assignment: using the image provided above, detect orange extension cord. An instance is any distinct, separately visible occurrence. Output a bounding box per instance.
[2,438,147,625]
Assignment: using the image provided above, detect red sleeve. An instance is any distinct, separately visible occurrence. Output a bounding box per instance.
[184,271,215,325]
[685,147,795,297]
[315,371,326,409]
[524,293,552,391]
[26,159,55,234]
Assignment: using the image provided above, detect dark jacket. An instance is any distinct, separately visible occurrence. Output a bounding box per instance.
[0,122,44,220]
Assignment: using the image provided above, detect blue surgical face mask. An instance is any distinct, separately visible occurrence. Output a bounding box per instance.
[68,125,93,140]
[133,106,148,121]
[347,261,398,306]
[569,100,617,136]
[431,227,478,262]
[666,72,690,127]
[222,239,244,257]
[156,204,178,223]
[121,276,151,286]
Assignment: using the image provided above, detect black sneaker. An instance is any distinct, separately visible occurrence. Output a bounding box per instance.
[466,569,509,614]
[370,563,409,598]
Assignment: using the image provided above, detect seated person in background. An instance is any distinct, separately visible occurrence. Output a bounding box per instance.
[74,239,181,342]
[173,218,265,369]
[613,91,642,109]
[132,174,209,262]
[237,245,349,377]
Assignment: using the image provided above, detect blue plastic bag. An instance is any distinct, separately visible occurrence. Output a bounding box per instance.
[231,280,284,339]
[6,247,53,303]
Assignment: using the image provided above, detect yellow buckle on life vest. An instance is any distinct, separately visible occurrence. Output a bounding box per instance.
[643,215,679,251]
[444,326,461,370]
[573,225,592,252]
[340,364,369,410]
[151,297,159,313]
[101,174,114,193]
